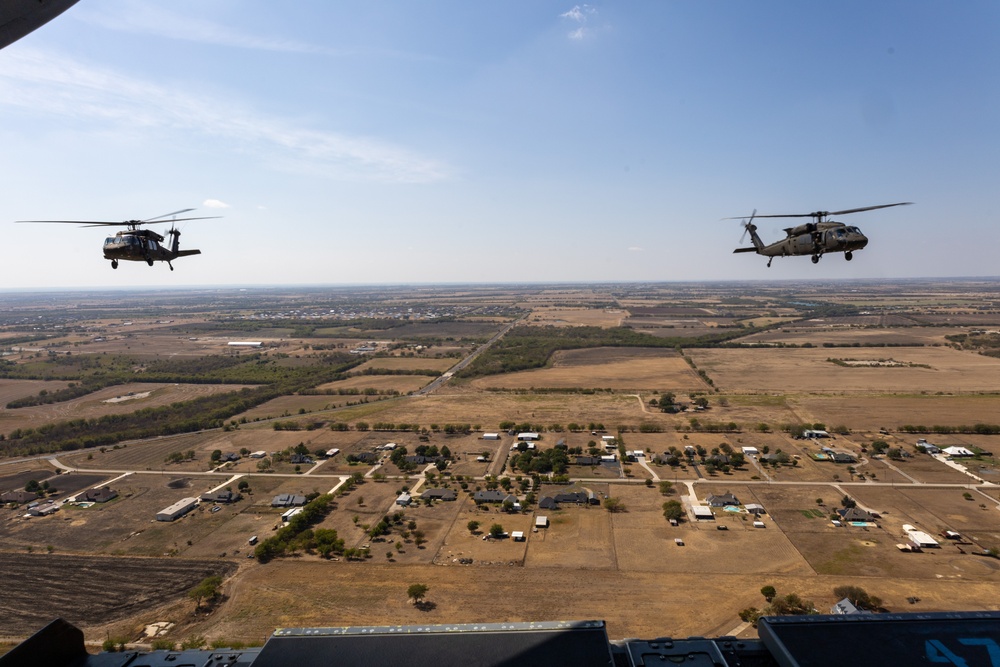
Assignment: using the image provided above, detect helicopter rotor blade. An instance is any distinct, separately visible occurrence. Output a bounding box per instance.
[143,208,196,222]
[827,202,913,216]
[743,202,913,219]
[739,209,756,243]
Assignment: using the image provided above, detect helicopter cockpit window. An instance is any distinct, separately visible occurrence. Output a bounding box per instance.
[104,237,114,245]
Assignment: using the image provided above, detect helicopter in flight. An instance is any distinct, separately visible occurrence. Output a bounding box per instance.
[18,208,219,270]
[729,202,912,267]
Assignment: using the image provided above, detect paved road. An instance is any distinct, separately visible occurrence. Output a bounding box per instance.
[415,315,524,395]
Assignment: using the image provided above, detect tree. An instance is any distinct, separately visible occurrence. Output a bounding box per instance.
[467,520,480,534]
[833,585,881,611]
[407,583,428,604]
[662,500,684,522]
[658,481,674,496]
[489,523,505,538]
[603,497,625,513]
[760,585,776,602]
[211,449,222,462]
[768,593,815,616]
[188,575,223,609]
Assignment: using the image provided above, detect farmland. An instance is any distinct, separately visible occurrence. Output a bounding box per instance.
[2,281,1000,647]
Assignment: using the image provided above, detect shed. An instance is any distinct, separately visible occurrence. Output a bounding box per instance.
[249,451,267,458]
[511,531,525,542]
[904,526,940,548]
[156,497,198,522]
[281,507,304,522]
[601,435,616,442]
[753,520,766,528]
[517,432,540,441]
[745,503,766,515]
[396,492,412,506]
[28,501,60,517]
[325,448,340,458]
[482,433,500,440]
[741,446,759,456]
[535,516,549,528]
[692,506,714,521]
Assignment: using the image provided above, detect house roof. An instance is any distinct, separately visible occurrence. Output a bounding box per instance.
[473,490,506,503]
[82,487,118,503]
[271,493,306,507]
[538,497,558,509]
[706,493,739,506]
[420,488,457,501]
[838,507,875,522]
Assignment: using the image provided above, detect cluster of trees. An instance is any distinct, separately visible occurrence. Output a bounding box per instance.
[899,423,1000,435]
[509,447,569,475]
[1,354,366,457]
[165,449,197,464]
[253,495,340,562]
[456,325,747,379]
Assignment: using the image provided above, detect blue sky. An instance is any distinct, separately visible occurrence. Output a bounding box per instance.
[1,1,997,288]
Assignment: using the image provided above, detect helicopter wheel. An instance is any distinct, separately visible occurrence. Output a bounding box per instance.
[845,251,853,261]
[811,254,820,264]
[111,259,118,269]
[767,258,773,268]
[146,258,154,266]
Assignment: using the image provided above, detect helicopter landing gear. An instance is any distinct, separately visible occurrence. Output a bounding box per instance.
[111,259,118,269]
[167,261,174,271]
[845,251,853,261]
[767,257,773,268]
[146,257,154,266]
[811,254,820,264]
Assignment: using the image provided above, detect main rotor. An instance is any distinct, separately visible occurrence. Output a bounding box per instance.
[18,208,221,231]
[749,202,913,224]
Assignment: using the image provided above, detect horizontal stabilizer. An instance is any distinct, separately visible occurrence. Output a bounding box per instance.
[732,247,758,254]
[175,249,201,257]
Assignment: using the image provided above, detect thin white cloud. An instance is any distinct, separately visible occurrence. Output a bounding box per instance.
[0,49,449,184]
[203,199,231,209]
[628,246,643,252]
[75,5,438,61]
[560,5,598,40]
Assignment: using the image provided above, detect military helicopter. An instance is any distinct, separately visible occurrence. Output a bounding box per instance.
[18,208,219,270]
[729,202,912,267]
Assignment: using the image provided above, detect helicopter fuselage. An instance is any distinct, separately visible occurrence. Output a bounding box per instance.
[758,222,868,258]
[102,229,200,270]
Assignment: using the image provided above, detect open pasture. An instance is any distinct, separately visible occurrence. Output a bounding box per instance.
[790,394,1000,431]
[338,391,647,434]
[315,374,432,394]
[0,379,71,406]
[688,347,1000,393]
[351,356,455,373]
[0,382,252,435]
[434,499,532,566]
[524,502,615,569]
[611,484,814,575]
[527,307,627,328]
[469,347,707,391]
[738,326,968,347]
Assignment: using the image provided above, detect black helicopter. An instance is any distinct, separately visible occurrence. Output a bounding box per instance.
[18,208,219,270]
[730,202,912,267]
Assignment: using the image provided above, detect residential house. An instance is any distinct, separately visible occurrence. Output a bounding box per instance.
[201,489,241,504]
[706,493,740,507]
[420,488,457,502]
[81,487,118,503]
[271,493,307,508]
[1,490,39,504]
[473,490,507,504]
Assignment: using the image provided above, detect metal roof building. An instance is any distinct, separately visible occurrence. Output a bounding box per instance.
[156,497,198,522]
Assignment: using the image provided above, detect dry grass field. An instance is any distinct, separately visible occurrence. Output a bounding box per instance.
[314,374,432,393]
[789,394,1000,431]
[0,382,253,433]
[739,326,969,347]
[689,347,1000,393]
[527,307,627,328]
[470,347,707,391]
[351,356,455,372]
